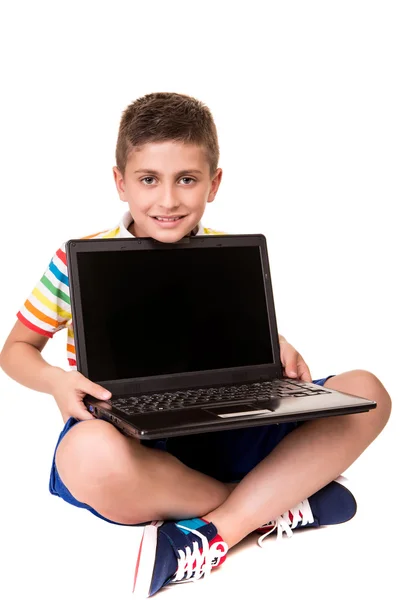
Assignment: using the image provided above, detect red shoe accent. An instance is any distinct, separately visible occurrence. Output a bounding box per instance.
[256,508,304,534]
[209,534,228,568]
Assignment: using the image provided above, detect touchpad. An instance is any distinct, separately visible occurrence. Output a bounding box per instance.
[205,404,273,419]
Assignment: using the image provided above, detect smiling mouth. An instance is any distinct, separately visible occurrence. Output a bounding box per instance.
[151,216,187,222]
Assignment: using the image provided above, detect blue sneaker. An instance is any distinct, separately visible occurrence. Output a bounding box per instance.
[133,518,229,597]
[257,476,357,546]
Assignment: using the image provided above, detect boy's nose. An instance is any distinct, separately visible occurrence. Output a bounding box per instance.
[158,187,180,210]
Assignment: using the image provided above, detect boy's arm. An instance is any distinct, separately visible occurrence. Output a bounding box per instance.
[3,242,73,393]
[0,320,65,394]
[1,320,111,422]
[2,245,112,422]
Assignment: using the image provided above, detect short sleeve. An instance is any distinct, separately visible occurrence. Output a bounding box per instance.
[17,243,72,338]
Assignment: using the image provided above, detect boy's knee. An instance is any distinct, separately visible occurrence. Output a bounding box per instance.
[350,369,392,425]
[55,419,133,491]
[327,369,392,428]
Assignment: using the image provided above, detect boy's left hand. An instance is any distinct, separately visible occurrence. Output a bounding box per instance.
[278,335,312,382]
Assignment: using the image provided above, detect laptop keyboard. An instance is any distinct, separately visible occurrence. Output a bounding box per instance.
[109,379,331,416]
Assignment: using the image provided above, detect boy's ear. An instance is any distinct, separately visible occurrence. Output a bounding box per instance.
[113,166,126,200]
[207,168,223,204]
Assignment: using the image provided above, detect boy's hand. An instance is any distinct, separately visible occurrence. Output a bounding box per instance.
[278,335,312,382]
[50,370,112,423]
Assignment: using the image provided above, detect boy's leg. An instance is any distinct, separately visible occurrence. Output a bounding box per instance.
[55,419,231,525]
[203,369,391,548]
[55,369,390,537]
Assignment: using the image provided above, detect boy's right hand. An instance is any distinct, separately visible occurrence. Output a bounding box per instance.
[50,370,112,423]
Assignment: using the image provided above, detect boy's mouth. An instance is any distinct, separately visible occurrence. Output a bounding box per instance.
[152,216,185,222]
[150,215,187,227]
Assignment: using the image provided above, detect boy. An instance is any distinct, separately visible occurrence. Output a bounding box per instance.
[0,92,392,597]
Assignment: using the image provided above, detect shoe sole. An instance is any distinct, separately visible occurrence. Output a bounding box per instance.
[132,520,164,598]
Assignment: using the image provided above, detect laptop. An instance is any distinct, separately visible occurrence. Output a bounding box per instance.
[66,234,376,439]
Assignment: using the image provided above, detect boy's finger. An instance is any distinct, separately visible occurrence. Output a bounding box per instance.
[297,357,312,382]
[74,372,111,400]
[284,362,298,378]
[74,405,95,421]
[299,370,312,382]
[85,383,112,401]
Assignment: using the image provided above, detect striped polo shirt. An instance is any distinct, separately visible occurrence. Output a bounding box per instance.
[17,212,225,369]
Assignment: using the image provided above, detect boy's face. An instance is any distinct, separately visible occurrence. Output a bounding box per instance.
[113,141,222,242]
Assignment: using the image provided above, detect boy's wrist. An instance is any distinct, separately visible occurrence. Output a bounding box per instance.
[43,365,67,396]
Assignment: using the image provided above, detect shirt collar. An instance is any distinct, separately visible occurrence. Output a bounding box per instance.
[117,211,205,238]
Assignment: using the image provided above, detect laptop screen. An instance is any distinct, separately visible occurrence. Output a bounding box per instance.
[76,245,273,381]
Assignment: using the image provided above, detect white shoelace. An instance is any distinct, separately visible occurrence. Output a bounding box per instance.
[171,524,229,584]
[257,498,315,547]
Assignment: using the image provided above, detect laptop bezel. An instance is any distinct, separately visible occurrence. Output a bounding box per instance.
[66,234,284,395]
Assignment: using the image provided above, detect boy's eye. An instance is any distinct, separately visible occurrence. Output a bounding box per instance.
[180,177,195,184]
[142,177,156,185]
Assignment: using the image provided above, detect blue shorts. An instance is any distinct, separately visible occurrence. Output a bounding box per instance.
[49,376,334,526]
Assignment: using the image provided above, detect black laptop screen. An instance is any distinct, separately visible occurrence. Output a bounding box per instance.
[76,245,273,381]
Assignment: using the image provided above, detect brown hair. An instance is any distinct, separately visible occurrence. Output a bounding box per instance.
[116,92,219,176]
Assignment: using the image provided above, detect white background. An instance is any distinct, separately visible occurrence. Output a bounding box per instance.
[0,1,399,599]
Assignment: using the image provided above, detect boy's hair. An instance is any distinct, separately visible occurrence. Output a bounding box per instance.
[116,92,219,176]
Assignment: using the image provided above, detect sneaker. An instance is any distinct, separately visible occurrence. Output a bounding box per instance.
[133,518,228,597]
[257,476,357,546]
